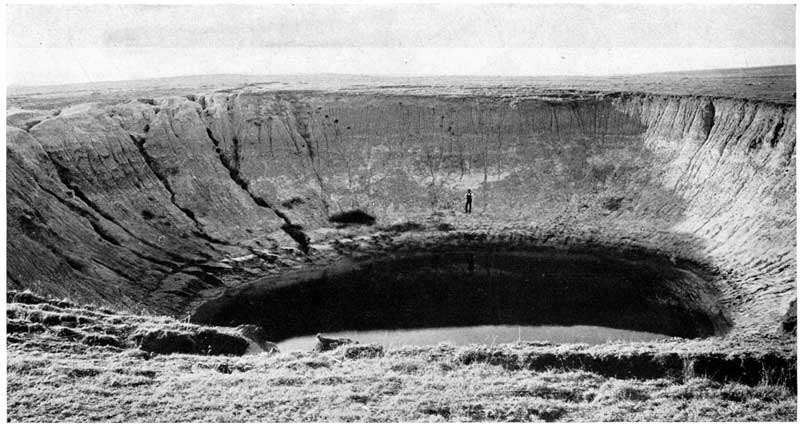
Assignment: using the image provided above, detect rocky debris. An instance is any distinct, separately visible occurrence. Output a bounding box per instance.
[235,324,279,353]
[252,249,280,262]
[134,329,197,354]
[224,254,257,263]
[315,334,357,352]
[198,261,234,271]
[133,328,250,356]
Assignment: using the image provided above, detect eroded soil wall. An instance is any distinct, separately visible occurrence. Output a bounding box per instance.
[6,92,795,332]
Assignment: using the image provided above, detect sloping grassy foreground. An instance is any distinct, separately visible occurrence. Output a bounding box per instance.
[6,291,797,422]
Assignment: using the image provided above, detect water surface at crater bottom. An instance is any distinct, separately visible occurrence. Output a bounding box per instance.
[277,325,670,351]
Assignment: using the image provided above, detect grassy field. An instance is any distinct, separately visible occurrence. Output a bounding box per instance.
[6,292,796,422]
[9,346,796,422]
[7,65,795,111]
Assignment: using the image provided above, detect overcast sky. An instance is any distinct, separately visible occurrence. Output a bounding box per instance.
[6,4,796,86]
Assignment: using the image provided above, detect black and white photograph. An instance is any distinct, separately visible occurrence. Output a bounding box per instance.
[4,2,798,421]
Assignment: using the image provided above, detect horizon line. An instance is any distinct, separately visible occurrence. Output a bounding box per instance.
[8,63,797,91]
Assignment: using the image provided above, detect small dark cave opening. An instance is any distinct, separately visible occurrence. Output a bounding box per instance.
[192,248,731,343]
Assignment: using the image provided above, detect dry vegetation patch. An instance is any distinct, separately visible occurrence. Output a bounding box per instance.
[6,291,797,422]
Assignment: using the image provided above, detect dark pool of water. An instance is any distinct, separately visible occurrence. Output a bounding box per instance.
[193,250,730,342]
[277,325,669,351]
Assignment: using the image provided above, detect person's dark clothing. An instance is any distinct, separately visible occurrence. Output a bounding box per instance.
[465,192,473,214]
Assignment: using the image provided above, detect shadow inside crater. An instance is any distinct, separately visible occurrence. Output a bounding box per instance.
[192,249,731,342]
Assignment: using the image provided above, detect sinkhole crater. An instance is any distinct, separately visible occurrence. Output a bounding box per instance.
[192,247,732,346]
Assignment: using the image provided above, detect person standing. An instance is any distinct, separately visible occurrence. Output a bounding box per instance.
[464,189,473,214]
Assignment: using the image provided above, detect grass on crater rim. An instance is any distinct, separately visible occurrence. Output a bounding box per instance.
[8,342,797,422]
[6,290,798,422]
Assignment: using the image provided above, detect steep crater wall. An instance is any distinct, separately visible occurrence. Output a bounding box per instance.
[6,91,795,335]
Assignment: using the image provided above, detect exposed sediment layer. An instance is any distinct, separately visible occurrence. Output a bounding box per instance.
[6,89,795,335]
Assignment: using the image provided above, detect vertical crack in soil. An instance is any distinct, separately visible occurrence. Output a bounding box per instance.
[128,133,234,247]
[33,149,189,268]
[203,124,310,252]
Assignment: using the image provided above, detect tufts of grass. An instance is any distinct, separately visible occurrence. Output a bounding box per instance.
[347,393,371,404]
[720,382,794,403]
[343,344,384,359]
[66,367,103,378]
[8,341,797,422]
[53,326,84,340]
[389,361,421,374]
[311,375,351,385]
[511,382,585,402]
[417,400,452,419]
[7,357,50,375]
[81,333,124,348]
[266,374,306,387]
[6,290,797,422]
[8,290,49,305]
[593,380,651,404]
